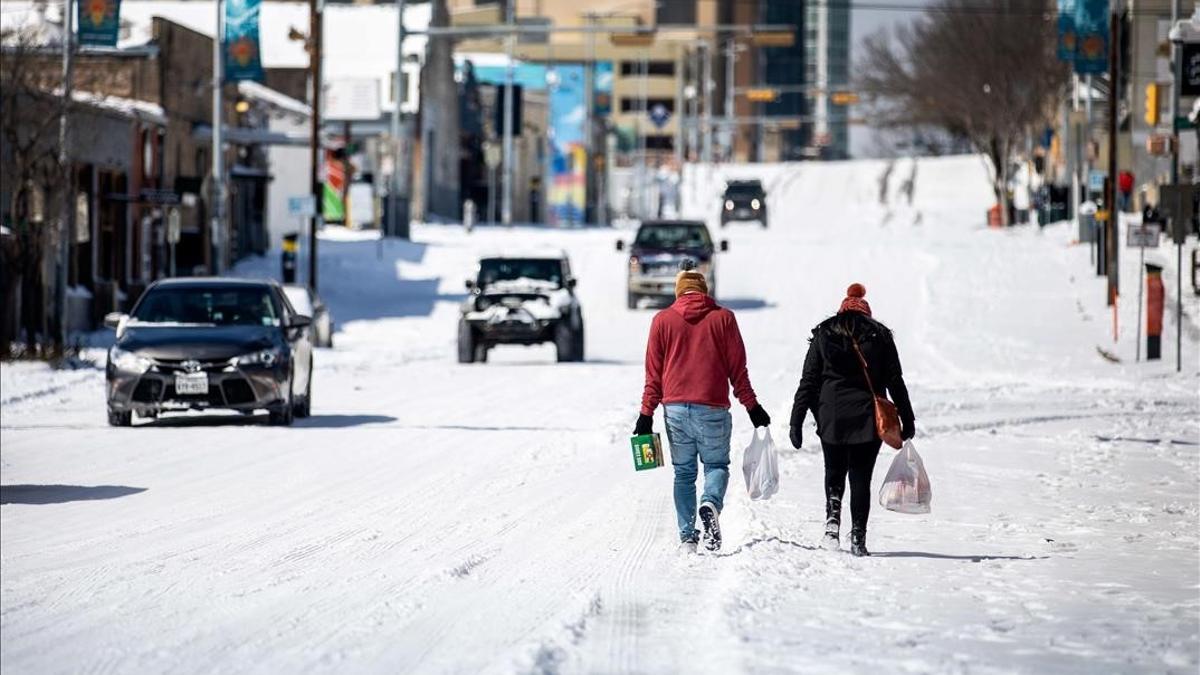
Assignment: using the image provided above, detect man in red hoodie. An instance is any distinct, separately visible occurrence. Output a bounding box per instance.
[634,268,770,552]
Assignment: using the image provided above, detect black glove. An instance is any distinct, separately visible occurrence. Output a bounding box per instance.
[901,420,916,441]
[789,425,802,449]
[633,414,653,436]
[748,404,771,428]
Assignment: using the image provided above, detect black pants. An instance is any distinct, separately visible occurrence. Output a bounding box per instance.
[822,440,882,533]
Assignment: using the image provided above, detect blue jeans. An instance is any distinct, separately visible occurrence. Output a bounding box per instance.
[664,403,733,541]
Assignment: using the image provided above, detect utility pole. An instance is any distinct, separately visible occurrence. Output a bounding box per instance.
[308,0,324,290]
[724,37,734,162]
[212,0,225,276]
[500,0,515,226]
[1105,9,1119,307]
[56,0,75,349]
[1171,0,1183,372]
[389,0,408,239]
[701,39,712,164]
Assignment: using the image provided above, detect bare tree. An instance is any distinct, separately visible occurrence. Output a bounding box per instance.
[857,0,1068,222]
[1,25,71,356]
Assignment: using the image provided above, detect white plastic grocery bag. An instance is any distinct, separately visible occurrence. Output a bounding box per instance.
[742,428,780,501]
[878,441,932,514]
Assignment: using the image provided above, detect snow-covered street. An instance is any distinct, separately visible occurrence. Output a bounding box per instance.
[2,156,1198,673]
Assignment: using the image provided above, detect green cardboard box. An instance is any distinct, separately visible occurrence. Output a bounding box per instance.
[630,433,665,471]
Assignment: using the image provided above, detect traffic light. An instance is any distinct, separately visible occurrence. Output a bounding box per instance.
[1144,83,1160,127]
[745,88,778,103]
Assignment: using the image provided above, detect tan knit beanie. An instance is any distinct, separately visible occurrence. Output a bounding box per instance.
[675,270,709,298]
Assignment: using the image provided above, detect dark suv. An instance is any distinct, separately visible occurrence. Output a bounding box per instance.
[618,220,727,308]
[721,179,768,227]
[458,254,585,363]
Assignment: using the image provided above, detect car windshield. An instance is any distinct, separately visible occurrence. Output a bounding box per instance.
[725,183,763,196]
[634,224,713,250]
[131,286,281,326]
[478,258,563,288]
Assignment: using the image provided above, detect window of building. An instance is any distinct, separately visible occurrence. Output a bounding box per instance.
[620,97,676,113]
[620,61,675,77]
[656,2,695,24]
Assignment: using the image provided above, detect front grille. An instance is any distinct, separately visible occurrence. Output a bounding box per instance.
[221,378,256,405]
[152,358,233,373]
[131,379,163,403]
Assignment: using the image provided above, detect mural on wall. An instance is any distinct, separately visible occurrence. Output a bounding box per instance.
[469,60,612,226]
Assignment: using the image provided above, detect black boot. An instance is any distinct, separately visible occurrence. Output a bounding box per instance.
[850,528,869,557]
[822,496,842,550]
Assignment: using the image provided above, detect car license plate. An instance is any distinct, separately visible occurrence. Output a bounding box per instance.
[175,373,209,395]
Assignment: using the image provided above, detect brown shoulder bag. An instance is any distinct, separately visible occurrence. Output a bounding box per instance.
[850,336,903,450]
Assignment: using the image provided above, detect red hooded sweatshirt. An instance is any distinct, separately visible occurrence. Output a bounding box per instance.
[640,292,758,416]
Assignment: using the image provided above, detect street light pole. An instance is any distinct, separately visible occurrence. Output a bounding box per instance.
[389,0,407,240]
[701,40,712,164]
[212,0,225,276]
[500,0,515,226]
[724,37,735,162]
[56,0,75,349]
[308,0,324,290]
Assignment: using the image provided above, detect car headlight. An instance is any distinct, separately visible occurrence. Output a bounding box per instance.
[724,200,734,211]
[237,349,282,367]
[697,261,712,275]
[629,256,640,271]
[751,198,761,210]
[109,347,152,373]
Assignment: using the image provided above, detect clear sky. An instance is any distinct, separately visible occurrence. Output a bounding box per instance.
[848,0,930,156]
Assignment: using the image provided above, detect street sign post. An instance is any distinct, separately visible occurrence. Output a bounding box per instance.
[166,207,181,277]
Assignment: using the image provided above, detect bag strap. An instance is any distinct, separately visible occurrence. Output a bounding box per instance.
[849,335,878,398]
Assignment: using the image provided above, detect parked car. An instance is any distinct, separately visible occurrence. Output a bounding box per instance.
[282,284,334,347]
[104,278,314,427]
[458,253,585,363]
[720,179,768,227]
[618,220,727,308]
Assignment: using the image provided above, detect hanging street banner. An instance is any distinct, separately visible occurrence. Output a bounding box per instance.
[77,0,121,47]
[1072,0,1108,74]
[224,0,264,82]
[1056,0,1076,63]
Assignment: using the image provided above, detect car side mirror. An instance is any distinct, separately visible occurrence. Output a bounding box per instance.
[465,279,476,291]
[103,312,126,330]
[566,277,577,290]
[289,314,313,329]
[720,240,730,252]
[615,240,625,252]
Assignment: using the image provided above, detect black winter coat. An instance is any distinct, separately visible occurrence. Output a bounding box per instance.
[790,312,915,446]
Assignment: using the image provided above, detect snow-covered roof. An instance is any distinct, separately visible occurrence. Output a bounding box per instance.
[68,89,166,124]
[478,248,568,261]
[238,81,310,119]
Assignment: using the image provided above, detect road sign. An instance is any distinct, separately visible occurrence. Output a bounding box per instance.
[166,207,182,245]
[648,104,671,129]
[287,195,316,218]
[1088,169,1105,192]
[1127,223,1161,248]
[1157,183,1197,243]
[484,142,501,169]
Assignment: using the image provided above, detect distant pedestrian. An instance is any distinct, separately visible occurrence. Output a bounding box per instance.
[788,284,916,557]
[1118,170,1134,213]
[636,267,771,553]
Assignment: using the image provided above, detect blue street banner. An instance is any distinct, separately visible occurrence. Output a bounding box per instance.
[77,0,121,47]
[224,0,264,82]
[1073,0,1108,74]
[1055,0,1076,63]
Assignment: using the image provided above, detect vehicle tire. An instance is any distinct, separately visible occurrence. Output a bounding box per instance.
[294,368,312,418]
[627,292,639,310]
[573,320,585,362]
[107,408,132,427]
[474,343,489,363]
[457,320,476,363]
[555,321,577,363]
[269,377,295,426]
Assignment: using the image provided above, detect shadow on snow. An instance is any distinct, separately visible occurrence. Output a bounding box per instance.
[0,484,147,505]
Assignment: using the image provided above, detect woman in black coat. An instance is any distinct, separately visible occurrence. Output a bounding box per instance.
[789,284,915,557]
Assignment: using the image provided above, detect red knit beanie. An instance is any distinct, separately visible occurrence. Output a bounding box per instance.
[838,283,872,317]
